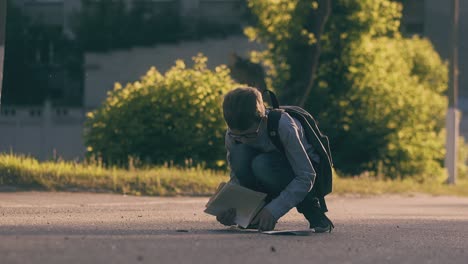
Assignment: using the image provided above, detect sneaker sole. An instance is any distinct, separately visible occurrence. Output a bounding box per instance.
[313,225,334,233]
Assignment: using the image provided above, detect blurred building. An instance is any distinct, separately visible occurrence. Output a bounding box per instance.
[0,0,257,160]
[2,0,468,161]
[401,0,468,137]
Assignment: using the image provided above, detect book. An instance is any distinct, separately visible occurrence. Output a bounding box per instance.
[204,181,267,228]
[261,229,315,236]
[226,226,315,236]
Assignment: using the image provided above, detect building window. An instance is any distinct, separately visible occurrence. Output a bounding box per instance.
[1,108,16,116]
[401,0,425,36]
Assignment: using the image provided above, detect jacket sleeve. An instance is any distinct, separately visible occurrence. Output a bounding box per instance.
[264,114,316,220]
[225,131,240,184]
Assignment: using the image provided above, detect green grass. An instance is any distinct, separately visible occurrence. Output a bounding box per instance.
[333,176,468,197]
[1,153,467,197]
[0,153,227,196]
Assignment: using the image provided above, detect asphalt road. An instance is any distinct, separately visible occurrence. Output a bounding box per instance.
[0,192,467,264]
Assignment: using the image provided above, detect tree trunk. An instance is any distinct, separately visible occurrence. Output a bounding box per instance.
[282,0,331,107]
[298,0,331,107]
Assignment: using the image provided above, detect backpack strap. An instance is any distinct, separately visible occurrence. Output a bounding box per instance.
[263,90,280,109]
[311,160,328,213]
[319,196,328,213]
[267,109,284,153]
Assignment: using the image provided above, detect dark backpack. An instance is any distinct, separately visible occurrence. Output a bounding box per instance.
[264,90,334,212]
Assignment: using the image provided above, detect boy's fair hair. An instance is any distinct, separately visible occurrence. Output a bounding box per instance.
[222,87,266,131]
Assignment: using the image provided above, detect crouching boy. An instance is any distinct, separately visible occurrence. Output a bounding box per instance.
[216,87,334,233]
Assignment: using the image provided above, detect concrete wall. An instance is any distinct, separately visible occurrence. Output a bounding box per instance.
[2,35,262,160]
[84,35,262,109]
[0,102,85,161]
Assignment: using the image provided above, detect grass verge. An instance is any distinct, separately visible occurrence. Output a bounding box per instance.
[0,153,227,196]
[1,153,467,197]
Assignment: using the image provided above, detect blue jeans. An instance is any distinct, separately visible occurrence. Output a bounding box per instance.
[229,144,320,218]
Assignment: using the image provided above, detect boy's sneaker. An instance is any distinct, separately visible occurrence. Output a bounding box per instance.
[306,210,335,233]
[300,197,335,233]
[303,205,335,233]
[241,223,259,230]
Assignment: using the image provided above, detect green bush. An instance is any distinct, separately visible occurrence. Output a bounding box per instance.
[327,36,447,180]
[458,135,468,180]
[84,54,239,168]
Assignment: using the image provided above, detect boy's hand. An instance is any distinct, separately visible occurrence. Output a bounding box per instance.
[251,208,276,231]
[216,208,236,226]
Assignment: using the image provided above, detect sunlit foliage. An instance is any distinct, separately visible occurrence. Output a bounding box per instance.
[245,0,324,96]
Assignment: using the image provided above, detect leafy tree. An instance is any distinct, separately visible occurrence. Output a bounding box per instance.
[244,0,331,105]
[328,36,447,179]
[84,55,239,168]
[246,0,452,179]
[2,0,83,106]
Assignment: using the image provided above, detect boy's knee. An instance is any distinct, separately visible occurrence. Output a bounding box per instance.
[230,144,256,170]
[251,154,271,182]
